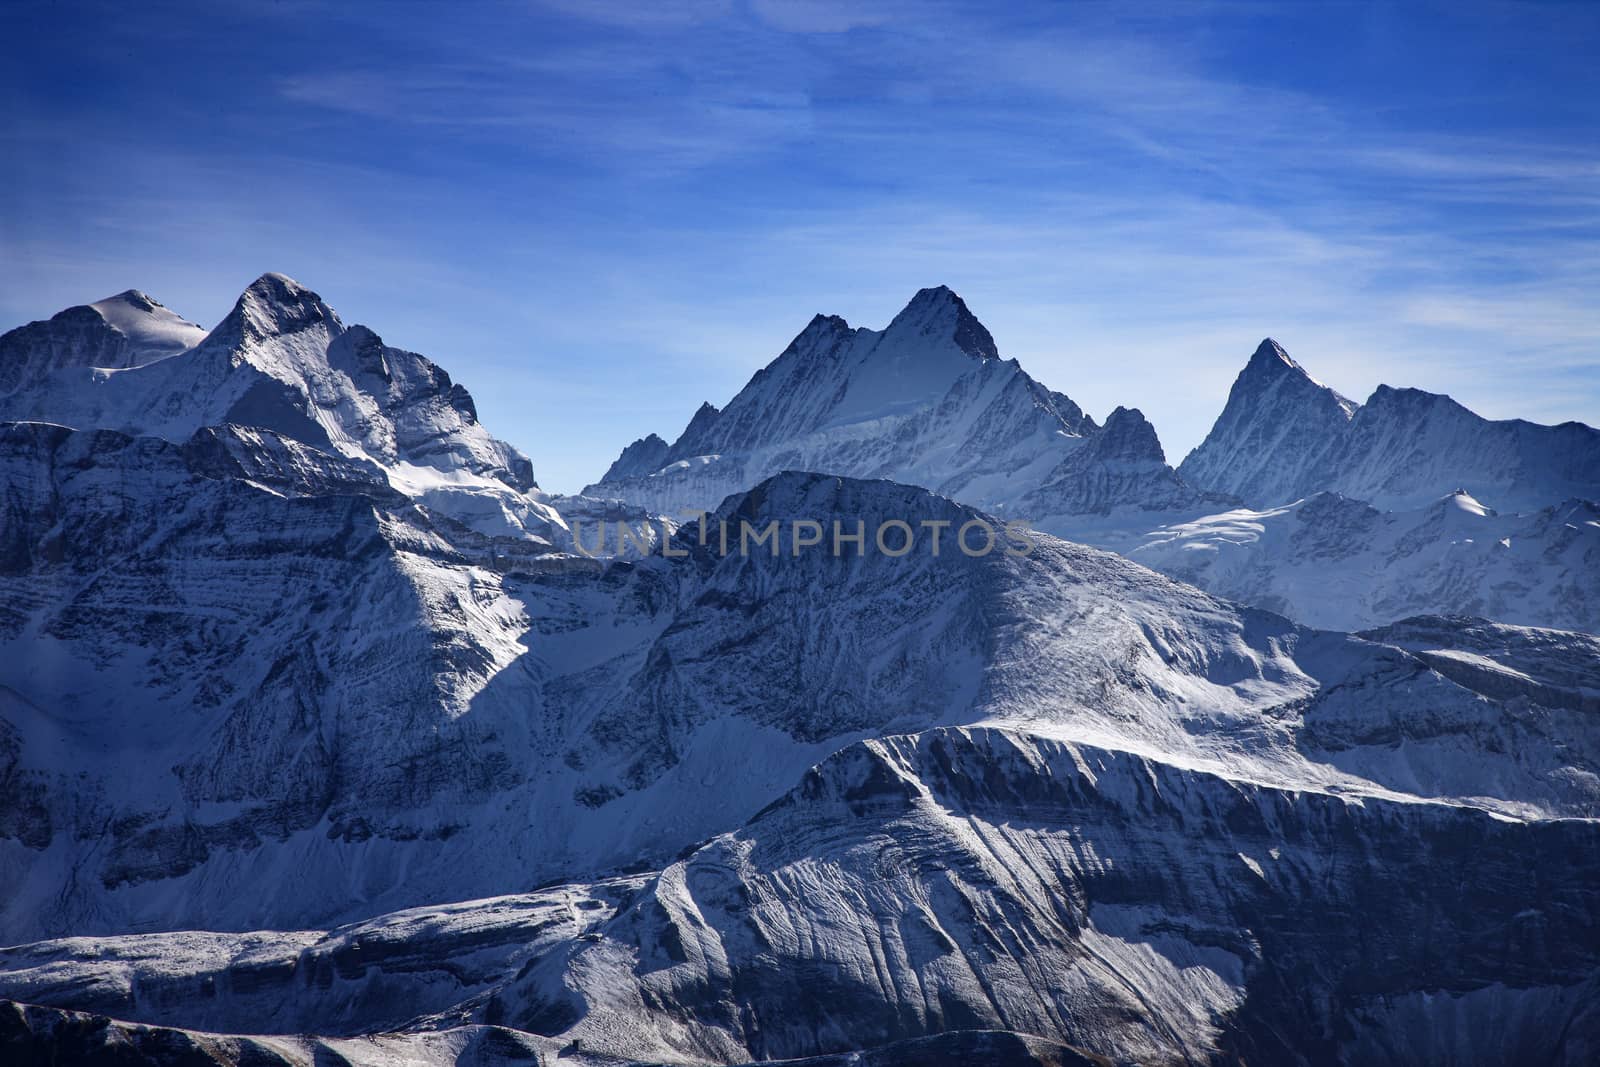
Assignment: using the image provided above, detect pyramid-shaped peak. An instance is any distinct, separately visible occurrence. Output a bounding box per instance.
[242,272,319,303]
[1237,338,1357,414]
[1245,337,1298,374]
[885,285,998,361]
[891,285,965,320]
[224,272,341,340]
[666,399,724,458]
[1093,405,1167,463]
[97,289,164,313]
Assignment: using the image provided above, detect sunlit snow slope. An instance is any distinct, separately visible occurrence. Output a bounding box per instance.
[3,279,1600,1066]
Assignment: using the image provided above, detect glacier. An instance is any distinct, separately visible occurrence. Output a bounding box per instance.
[1131,490,1600,633]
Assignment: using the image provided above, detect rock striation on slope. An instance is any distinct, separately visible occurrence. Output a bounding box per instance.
[3,725,1597,1065]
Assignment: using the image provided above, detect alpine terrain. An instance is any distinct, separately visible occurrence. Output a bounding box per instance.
[1,276,1598,1065]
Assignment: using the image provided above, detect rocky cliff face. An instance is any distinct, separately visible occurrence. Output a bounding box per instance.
[1176,338,1357,506]
[1151,338,1600,632]
[1311,384,1600,512]
[1018,405,1233,520]
[601,431,671,483]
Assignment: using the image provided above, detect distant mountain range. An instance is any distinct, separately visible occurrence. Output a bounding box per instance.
[584,287,1600,632]
[2,277,1599,1066]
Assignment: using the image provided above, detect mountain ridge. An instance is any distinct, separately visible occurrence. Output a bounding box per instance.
[0,272,564,542]
[0,288,207,395]
[1180,338,1600,511]
[583,287,1214,523]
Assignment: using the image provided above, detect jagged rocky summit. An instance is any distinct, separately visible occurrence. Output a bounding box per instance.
[583,285,1229,523]
[0,273,564,542]
[1152,337,1600,631]
[1179,337,1600,511]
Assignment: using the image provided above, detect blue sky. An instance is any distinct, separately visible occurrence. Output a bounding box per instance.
[3,0,1597,493]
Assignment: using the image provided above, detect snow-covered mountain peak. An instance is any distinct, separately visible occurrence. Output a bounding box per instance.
[89,288,187,330]
[798,311,853,339]
[880,284,999,362]
[1184,333,1600,511]
[1243,336,1297,376]
[713,468,968,532]
[243,270,316,300]
[1435,487,1496,518]
[1092,405,1167,463]
[1233,337,1351,404]
[0,288,207,394]
[599,432,672,483]
[756,314,859,382]
[629,288,1009,477]
[661,400,724,460]
[812,288,1001,428]
[1248,335,1288,363]
[585,287,1220,524]
[89,289,208,360]
[1362,382,1474,423]
[216,271,343,346]
[1178,338,1362,505]
[0,275,564,541]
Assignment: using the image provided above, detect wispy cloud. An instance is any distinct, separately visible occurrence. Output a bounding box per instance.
[748,0,906,34]
[3,0,1597,490]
